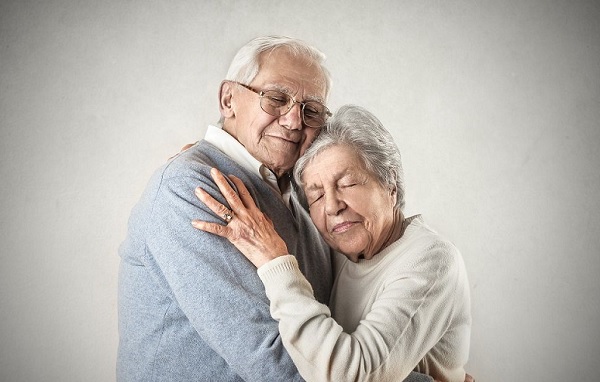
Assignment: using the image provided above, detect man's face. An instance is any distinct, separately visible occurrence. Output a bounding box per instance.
[224,49,328,177]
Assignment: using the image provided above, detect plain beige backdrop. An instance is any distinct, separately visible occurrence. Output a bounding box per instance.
[1,1,599,381]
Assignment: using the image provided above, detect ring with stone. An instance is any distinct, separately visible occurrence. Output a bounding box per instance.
[222,210,234,223]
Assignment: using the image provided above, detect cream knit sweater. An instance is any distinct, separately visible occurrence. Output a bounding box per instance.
[257,215,471,382]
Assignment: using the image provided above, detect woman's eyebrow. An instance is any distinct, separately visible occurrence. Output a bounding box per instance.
[304,170,354,192]
[304,183,323,193]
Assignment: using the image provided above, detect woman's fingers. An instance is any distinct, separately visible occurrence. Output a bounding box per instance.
[192,186,234,239]
[194,186,233,223]
[192,168,289,268]
[194,169,250,227]
[228,175,258,211]
[191,219,229,238]
[210,168,245,213]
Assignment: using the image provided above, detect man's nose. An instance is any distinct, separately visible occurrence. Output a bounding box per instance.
[278,102,303,130]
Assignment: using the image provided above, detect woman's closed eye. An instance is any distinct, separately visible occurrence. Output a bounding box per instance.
[307,193,324,207]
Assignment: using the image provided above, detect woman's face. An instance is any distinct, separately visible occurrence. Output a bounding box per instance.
[302,145,397,262]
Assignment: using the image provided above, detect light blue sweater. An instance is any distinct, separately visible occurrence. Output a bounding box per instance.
[117,141,333,381]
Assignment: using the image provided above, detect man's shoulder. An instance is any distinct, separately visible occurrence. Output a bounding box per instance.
[161,141,223,178]
[149,140,248,189]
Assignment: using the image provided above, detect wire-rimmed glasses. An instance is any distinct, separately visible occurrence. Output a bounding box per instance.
[235,82,331,128]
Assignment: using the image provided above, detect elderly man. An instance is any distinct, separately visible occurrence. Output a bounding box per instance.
[117,36,435,382]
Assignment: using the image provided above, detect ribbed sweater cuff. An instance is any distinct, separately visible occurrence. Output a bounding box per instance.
[257,255,317,299]
[257,255,299,283]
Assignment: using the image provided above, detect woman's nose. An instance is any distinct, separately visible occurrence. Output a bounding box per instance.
[324,191,345,216]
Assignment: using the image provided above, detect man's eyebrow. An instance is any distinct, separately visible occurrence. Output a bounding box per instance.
[299,90,326,103]
[304,94,326,103]
[266,83,290,93]
[265,84,326,103]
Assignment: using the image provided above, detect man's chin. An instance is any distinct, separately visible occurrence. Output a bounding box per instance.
[261,152,299,177]
[263,161,295,178]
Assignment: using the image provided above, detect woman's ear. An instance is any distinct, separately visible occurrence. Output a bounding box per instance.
[389,171,398,197]
[219,81,235,119]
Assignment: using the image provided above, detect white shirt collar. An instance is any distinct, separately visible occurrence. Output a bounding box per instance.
[204,125,291,205]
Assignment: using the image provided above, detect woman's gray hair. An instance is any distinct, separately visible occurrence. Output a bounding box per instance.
[294,105,406,210]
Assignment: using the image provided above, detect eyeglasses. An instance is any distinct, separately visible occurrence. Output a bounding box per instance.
[234,82,331,128]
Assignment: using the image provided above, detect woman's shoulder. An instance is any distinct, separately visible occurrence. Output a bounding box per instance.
[400,216,464,271]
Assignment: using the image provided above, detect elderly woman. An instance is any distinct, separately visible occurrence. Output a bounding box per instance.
[193,105,472,382]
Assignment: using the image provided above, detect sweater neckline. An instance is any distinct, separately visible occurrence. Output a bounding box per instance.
[353,214,422,266]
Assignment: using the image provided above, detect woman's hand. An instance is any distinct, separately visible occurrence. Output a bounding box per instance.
[192,168,289,268]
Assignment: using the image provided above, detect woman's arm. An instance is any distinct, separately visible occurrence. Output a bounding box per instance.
[192,168,465,382]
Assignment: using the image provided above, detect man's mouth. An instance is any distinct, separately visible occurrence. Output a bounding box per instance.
[265,132,300,144]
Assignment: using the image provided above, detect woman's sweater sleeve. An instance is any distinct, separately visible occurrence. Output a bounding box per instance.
[258,255,354,381]
[257,247,463,382]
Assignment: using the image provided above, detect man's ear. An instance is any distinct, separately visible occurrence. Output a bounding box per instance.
[219,81,235,119]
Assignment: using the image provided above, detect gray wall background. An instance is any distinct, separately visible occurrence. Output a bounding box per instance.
[1,1,599,381]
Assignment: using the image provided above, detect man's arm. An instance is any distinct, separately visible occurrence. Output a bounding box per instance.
[145,167,303,381]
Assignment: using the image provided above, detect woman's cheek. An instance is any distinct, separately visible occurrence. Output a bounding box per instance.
[310,209,327,237]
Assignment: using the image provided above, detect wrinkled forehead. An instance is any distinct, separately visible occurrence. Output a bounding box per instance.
[300,144,365,187]
[256,48,328,101]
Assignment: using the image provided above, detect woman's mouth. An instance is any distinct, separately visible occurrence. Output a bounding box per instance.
[332,221,356,233]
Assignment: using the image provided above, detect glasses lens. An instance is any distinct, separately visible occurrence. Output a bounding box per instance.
[302,102,328,127]
[260,90,328,128]
[260,90,290,116]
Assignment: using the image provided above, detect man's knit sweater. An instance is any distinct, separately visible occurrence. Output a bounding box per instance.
[117,140,332,381]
